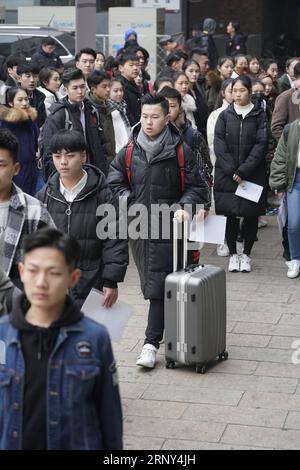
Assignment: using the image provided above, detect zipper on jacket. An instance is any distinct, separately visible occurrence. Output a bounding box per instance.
[46,188,96,234]
[239,118,243,165]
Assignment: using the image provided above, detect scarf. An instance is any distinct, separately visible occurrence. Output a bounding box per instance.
[108,99,131,129]
[137,126,175,162]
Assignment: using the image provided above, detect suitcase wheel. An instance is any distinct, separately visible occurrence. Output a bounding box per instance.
[166,360,176,369]
[219,351,229,361]
[196,364,206,374]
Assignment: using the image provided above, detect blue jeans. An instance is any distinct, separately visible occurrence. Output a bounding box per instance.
[287,169,300,260]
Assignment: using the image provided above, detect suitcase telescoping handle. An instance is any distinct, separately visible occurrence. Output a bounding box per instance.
[173,217,189,272]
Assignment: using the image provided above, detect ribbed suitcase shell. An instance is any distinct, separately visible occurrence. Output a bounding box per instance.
[164,264,227,372]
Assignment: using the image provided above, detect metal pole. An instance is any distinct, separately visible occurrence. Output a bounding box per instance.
[75,0,97,52]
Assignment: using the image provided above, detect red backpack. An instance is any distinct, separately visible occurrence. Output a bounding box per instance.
[125,142,185,192]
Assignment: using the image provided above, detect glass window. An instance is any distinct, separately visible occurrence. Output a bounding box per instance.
[55,32,75,55]
[19,35,43,57]
[0,34,22,56]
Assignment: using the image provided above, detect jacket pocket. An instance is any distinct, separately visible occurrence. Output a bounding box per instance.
[65,364,100,404]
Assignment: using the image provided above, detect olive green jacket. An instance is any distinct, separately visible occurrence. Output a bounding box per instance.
[269,119,300,192]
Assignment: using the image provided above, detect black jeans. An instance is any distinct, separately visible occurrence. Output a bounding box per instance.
[226,216,258,256]
[144,299,164,350]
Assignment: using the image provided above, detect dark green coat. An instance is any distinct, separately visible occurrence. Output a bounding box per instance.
[270,119,300,192]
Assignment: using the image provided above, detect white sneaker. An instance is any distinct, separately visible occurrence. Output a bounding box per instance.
[286,260,300,279]
[240,254,252,272]
[258,217,268,228]
[136,344,158,368]
[217,243,230,257]
[228,254,240,272]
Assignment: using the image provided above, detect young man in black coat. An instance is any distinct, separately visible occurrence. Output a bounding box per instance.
[31,36,64,72]
[40,68,108,181]
[118,53,142,126]
[108,94,209,369]
[36,129,128,308]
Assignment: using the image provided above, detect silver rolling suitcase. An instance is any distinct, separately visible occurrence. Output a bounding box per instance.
[164,218,228,373]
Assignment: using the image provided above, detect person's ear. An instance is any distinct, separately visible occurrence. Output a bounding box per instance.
[81,150,87,164]
[18,262,25,282]
[13,162,20,177]
[70,268,81,288]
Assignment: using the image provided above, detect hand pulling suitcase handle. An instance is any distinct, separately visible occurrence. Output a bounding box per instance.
[173,217,188,272]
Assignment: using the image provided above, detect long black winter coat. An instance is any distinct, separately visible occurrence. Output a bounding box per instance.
[40,97,108,180]
[214,104,268,217]
[107,123,210,300]
[119,75,142,126]
[36,164,128,306]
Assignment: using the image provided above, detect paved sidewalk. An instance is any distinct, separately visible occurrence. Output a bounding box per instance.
[114,216,300,450]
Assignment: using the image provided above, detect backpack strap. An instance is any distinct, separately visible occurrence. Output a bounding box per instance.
[125,142,184,191]
[126,142,134,187]
[177,143,185,193]
[64,108,73,130]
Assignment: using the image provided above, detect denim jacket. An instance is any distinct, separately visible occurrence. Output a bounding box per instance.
[0,315,123,450]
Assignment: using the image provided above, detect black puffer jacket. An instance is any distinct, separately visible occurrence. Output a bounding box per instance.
[107,123,210,300]
[40,97,108,181]
[214,104,268,217]
[36,164,128,306]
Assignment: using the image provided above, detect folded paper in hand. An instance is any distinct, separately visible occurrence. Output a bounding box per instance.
[235,180,263,203]
[189,215,227,245]
[81,289,132,342]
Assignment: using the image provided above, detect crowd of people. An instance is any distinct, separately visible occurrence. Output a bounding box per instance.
[0,19,300,450]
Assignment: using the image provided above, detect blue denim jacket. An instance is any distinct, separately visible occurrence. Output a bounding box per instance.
[0,315,123,450]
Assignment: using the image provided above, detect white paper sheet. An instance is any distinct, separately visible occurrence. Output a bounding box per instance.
[189,215,227,245]
[81,289,133,342]
[235,180,263,203]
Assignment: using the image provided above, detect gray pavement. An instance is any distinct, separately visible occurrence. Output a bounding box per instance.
[114,216,300,450]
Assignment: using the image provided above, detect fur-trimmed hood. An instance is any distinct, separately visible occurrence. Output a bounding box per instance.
[0,105,37,123]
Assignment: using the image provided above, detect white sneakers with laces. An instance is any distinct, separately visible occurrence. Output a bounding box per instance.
[228,254,252,273]
[286,260,300,279]
[240,254,252,272]
[228,254,240,272]
[136,344,158,369]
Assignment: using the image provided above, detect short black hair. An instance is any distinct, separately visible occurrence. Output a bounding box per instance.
[87,70,110,89]
[41,36,56,47]
[166,52,184,67]
[75,48,97,61]
[17,62,40,76]
[158,86,182,106]
[49,129,87,154]
[190,49,208,58]
[6,54,26,69]
[141,93,169,115]
[153,76,174,92]
[62,67,85,86]
[118,53,140,66]
[0,129,19,163]
[22,227,80,269]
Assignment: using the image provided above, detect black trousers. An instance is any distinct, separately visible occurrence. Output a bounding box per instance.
[144,299,164,350]
[226,216,258,256]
